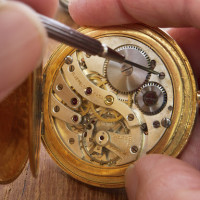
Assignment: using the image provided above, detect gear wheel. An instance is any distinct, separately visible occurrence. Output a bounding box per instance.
[104,45,151,93]
[135,82,167,115]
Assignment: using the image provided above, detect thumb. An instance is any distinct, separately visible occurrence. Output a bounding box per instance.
[0,1,46,101]
[125,155,200,200]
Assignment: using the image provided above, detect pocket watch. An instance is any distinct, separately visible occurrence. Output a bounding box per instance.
[0,24,198,188]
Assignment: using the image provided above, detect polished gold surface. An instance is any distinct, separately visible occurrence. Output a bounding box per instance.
[0,77,32,184]
[29,66,43,178]
[42,25,197,188]
[197,91,200,107]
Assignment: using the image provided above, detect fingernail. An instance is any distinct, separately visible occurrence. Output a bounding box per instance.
[0,2,46,100]
[125,164,138,200]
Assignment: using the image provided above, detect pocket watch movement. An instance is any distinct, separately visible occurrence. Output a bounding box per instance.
[42,25,197,188]
[0,24,198,188]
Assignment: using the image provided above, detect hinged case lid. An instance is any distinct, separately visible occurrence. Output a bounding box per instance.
[0,66,42,183]
[29,66,43,177]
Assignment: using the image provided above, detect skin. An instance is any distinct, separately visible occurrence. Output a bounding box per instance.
[1,0,200,199]
[68,0,200,199]
[0,0,58,101]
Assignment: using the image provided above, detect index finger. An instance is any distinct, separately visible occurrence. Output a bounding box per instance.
[14,0,58,17]
[69,0,200,28]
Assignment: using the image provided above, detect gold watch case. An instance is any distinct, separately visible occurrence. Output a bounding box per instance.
[42,24,197,188]
[0,24,198,188]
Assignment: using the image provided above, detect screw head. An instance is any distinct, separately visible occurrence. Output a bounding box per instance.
[87,124,92,130]
[85,87,92,95]
[150,60,156,68]
[168,106,173,111]
[53,105,60,113]
[153,120,160,128]
[159,72,165,80]
[69,65,75,72]
[130,146,138,154]
[161,118,171,128]
[121,64,133,76]
[127,114,134,121]
[69,138,75,144]
[65,56,73,64]
[141,123,148,132]
[56,84,63,91]
[71,98,78,105]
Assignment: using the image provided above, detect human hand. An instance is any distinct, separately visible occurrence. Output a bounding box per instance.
[69,0,200,199]
[0,0,58,101]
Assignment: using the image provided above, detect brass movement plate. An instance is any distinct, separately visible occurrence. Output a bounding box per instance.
[42,25,197,188]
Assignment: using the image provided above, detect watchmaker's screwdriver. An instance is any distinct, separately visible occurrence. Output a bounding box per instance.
[39,14,160,75]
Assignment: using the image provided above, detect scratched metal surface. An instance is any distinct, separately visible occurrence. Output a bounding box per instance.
[0,6,128,200]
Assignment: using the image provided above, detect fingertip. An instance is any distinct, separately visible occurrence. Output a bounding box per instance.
[0,1,46,101]
[125,154,200,200]
[68,0,200,27]
[125,155,163,199]
[125,164,138,200]
[15,0,59,17]
[68,0,103,26]
[68,0,84,25]
[175,189,200,200]
[68,0,134,26]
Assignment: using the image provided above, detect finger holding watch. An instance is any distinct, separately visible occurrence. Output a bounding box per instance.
[68,0,200,199]
[0,0,58,101]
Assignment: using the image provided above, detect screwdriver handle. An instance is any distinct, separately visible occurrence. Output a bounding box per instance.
[39,14,125,63]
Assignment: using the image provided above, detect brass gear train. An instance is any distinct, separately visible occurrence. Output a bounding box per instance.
[83,65,134,106]
[76,49,137,105]
[78,98,123,123]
